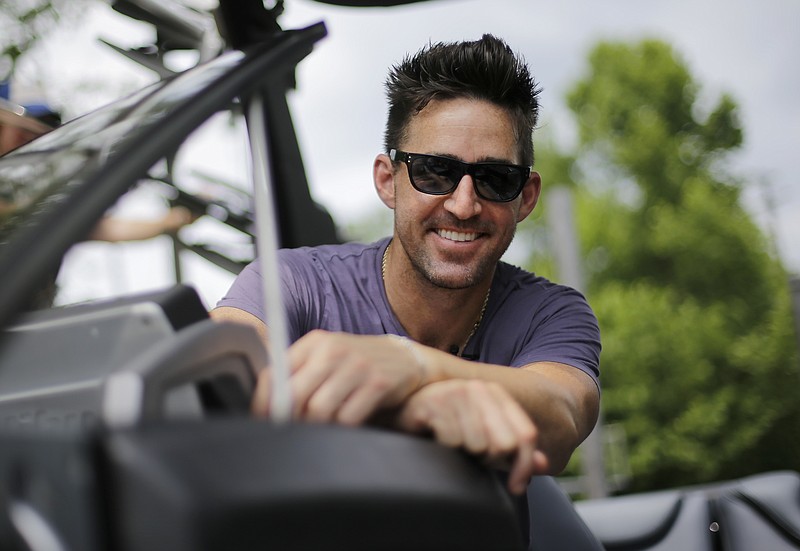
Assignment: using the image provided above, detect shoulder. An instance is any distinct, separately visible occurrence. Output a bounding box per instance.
[278,239,388,295]
[280,239,386,268]
[494,261,584,307]
[489,262,599,348]
[486,262,600,377]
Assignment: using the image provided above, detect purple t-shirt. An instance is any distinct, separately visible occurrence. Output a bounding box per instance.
[217,238,600,385]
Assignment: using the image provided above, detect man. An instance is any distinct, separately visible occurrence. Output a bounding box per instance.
[213,35,600,499]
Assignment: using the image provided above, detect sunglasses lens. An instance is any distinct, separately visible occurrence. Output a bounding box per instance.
[405,153,527,202]
[474,165,525,201]
[410,156,462,194]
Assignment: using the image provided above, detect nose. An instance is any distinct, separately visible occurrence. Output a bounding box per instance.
[443,175,482,219]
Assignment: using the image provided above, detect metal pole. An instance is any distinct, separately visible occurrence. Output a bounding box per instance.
[789,276,800,364]
[246,93,292,423]
[546,186,607,499]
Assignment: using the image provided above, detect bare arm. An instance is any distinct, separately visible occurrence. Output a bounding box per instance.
[208,310,599,492]
[404,344,600,474]
[210,306,270,344]
[86,207,197,243]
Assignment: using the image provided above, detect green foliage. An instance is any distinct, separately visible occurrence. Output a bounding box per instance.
[567,40,742,207]
[592,280,799,490]
[528,39,800,492]
[1,0,90,81]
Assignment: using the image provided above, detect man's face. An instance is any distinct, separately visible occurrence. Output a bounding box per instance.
[391,97,538,289]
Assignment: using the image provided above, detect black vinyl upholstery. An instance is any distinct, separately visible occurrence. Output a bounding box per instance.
[715,471,800,550]
[575,488,715,550]
[574,470,800,551]
[103,421,525,551]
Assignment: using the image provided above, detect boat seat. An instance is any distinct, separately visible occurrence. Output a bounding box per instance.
[575,487,715,550]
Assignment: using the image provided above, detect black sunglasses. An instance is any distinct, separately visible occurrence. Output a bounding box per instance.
[389,149,530,203]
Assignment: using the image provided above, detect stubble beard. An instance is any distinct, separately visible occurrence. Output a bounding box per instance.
[396,225,516,291]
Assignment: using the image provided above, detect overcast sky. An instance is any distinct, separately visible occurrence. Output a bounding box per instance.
[279,0,800,271]
[9,0,800,303]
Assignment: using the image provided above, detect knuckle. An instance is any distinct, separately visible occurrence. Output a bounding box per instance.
[465,441,488,455]
[352,356,371,372]
[366,375,392,394]
[305,397,332,422]
[335,409,362,427]
[494,437,517,455]
[518,427,537,448]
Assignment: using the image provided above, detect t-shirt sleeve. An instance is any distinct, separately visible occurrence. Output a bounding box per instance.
[215,260,267,320]
[215,251,326,343]
[510,285,601,386]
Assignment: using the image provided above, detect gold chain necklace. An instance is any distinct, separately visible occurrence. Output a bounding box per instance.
[381,241,490,357]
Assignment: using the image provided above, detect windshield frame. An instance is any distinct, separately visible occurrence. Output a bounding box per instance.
[0,22,327,331]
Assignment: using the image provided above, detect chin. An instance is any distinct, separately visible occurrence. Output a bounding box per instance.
[424,264,487,290]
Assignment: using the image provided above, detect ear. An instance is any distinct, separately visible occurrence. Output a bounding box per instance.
[373,153,396,209]
[516,171,542,223]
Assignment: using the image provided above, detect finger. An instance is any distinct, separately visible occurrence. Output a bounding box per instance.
[291,332,367,416]
[491,383,538,446]
[334,377,393,426]
[457,382,491,454]
[251,369,272,416]
[395,393,432,434]
[287,329,331,370]
[507,438,537,495]
[506,445,548,495]
[288,347,337,419]
[426,404,463,448]
[304,362,367,423]
[486,384,541,493]
[478,385,519,459]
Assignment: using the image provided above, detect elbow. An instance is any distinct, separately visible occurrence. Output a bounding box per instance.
[543,421,582,475]
[542,395,599,476]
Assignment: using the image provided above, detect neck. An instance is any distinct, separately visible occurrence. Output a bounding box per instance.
[382,239,493,355]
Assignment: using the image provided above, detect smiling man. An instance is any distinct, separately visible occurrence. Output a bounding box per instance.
[212,35,600,505]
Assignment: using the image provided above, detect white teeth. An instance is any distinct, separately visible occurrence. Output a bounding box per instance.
[437,229,478,242]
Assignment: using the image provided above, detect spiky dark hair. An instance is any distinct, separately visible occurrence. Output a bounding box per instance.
[384,34,540,166]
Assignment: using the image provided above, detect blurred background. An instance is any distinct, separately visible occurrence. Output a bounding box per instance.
[2,0,799,496]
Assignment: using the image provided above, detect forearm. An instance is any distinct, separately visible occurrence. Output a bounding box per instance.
[412,345,599,474]
[202,318,598,473]
[87,208,195,243]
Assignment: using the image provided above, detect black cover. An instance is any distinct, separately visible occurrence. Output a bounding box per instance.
[574,470,800,551]
[575,487,716,550]
[103,420,525,551]
[0,286,261,432]
[310,0,434,5]
[715,471,800,550]
[11,284,208,332]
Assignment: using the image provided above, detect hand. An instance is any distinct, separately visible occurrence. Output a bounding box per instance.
[161,206,199,234]
[395,380,549,495]
[251,330,427,425]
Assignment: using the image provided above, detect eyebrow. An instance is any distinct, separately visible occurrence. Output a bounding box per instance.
[428,152,518,165]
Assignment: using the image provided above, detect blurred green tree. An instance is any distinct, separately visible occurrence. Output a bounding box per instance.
[526,39,800,492]
[1,0,89,82]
